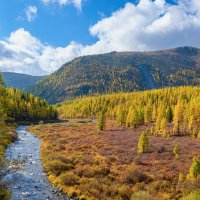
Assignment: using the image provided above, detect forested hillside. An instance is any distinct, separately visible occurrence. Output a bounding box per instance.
[5,88,58,122]
[29,46,200,103]
[0,70,58,141]
[0,72,58,199]
[2,72,45,90]
[0,73,57,122]
[59,86,200,138]
[0,72,14,150]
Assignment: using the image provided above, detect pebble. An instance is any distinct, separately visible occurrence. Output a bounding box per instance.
[4,126,69,200]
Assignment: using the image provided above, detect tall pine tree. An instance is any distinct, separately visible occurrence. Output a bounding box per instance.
[138,130,149,153]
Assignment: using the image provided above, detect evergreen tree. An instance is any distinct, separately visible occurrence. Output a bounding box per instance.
[166,106,173,123]
[155,115,161,135]
[117,106,126,127]
[178,173,184,183]
[188,116,194,133]
[160,117,169,137]
[126,107,132,127]
[173,144,180,159]
[152,104,157,122]
[188,157,200,179]
[126,107,139,128]
[173,101,184,136]
[138,130,149,153]
[198,131,200,140]
[191,128,198,139]
[97,111,106,131]
[144,104,152,124]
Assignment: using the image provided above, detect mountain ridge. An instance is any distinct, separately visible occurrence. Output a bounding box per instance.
[2,72,45,90]
[29,46,200,103]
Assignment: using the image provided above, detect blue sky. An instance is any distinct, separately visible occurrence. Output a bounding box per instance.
[0,0,200,75]
[0,0,139,46]
[0,0,176,46]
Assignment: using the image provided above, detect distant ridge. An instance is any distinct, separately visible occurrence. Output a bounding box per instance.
[29,46,200,103]
[2,72,45,90]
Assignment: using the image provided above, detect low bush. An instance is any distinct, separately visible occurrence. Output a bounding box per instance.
[79,178,115,199]
[118,185,133,199]
[45,160,73,176]
[131,191,153,200]
[45,153,73,164]
[59,171,79,186]
[147,180,174,194]
[181,189,200,200]
[121,165,152,185]
[75,165,95,178]
[184,177,200,191]
[0,184,10,200]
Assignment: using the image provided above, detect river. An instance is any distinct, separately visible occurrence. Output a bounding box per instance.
[3,126,69,200]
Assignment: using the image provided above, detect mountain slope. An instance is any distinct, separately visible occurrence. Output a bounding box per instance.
[2,72,45,90]
[29,46,200,103]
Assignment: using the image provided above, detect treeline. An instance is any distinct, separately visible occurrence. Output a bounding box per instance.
[0,72,58,123]
[59,86,200,137]
[5,88,58,122]
[0,73,7,126]
[0,73,16,154]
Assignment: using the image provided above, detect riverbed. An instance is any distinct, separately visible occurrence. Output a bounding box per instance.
[4,126,68,200]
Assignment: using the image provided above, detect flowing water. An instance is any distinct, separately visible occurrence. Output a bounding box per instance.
[4,126,69,200]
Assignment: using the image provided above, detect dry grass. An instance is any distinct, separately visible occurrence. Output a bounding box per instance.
[0,124,16,200]
[28,120,200,200]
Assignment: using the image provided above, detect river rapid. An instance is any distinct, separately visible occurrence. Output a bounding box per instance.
[3,126,69,200]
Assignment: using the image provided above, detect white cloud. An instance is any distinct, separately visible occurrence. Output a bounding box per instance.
[0,28,82,75]
[85,0,200,52]
[26,6,37,22]
[41,0,82,10]
[1,0,200,75]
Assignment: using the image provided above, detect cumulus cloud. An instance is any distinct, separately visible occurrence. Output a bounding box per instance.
[0,28,83,75]
[85,0,200,52]
[26,6,37,22]
[1,0,200,75]
[41,0,82,10]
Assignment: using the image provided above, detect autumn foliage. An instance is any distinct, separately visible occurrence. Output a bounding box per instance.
[59,86,200,139]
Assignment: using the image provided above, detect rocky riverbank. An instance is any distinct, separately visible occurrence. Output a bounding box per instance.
[3,126,69,200]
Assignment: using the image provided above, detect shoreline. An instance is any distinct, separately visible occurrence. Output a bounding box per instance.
[3,126,69,200]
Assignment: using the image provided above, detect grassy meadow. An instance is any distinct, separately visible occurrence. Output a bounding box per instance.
[28,119,200,200]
